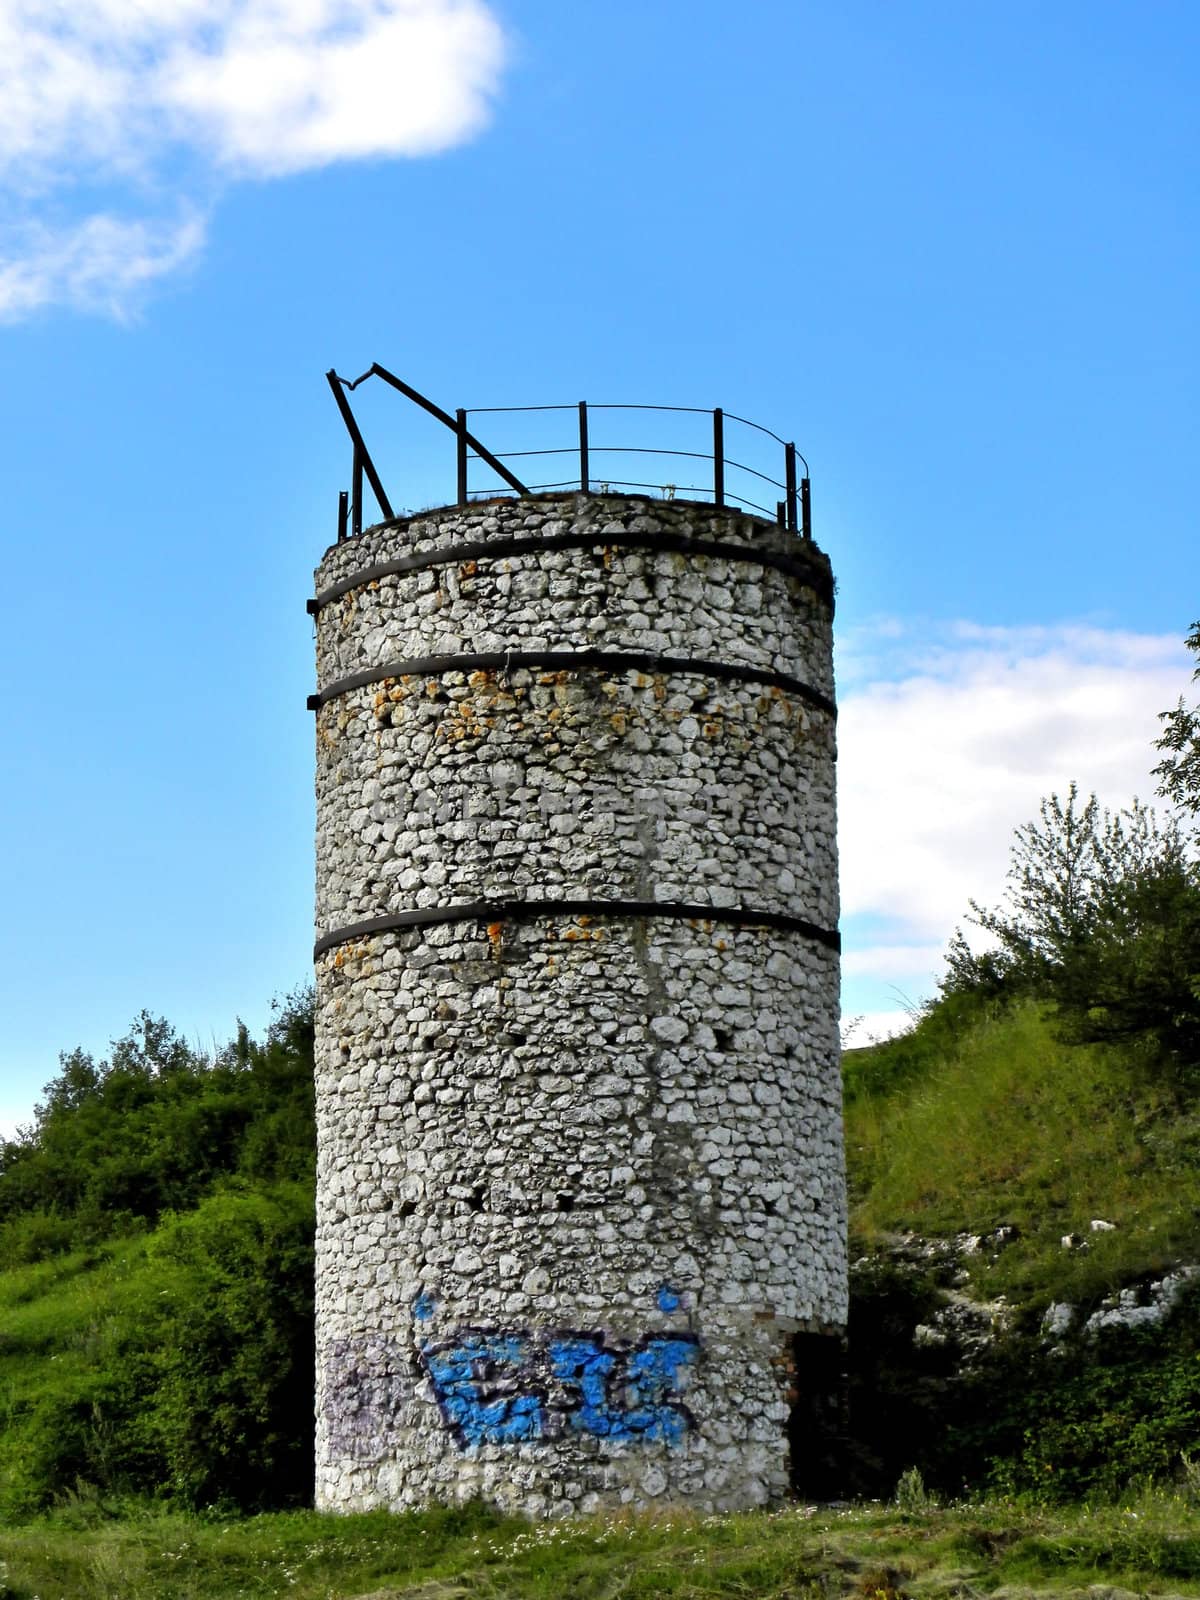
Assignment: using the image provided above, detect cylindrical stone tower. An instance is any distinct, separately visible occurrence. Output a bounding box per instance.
[310,484,846,1516]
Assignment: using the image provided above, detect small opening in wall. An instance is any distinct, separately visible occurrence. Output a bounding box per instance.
[555,1192,575,1213]
[397,1200,417,1218]
[712,1027,733,1051]
[787,1331,847,1499]
[468,1186,487,1212]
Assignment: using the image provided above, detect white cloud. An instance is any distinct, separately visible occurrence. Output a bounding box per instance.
[0,211,206,322]
[840,1010,916,1049]
[836,619,1193,1011]
[0,0,505,318]
[841,943,946,980]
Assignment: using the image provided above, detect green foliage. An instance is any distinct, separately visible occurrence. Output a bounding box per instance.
[845,990,1200,1503]
[893,1467,938,1514]
[1051,857,1200,1072]
[943,780,1200,1080]
[0,994,316,1519]
[842,989,996,1108]
[846,1000,1200,1290]
[1154,619,1200,816]
[933,1286,1200,1504]
[0,991,315,1263]
[147,1184,315,1510]
[0,1186,315,1520]
[940,626,1200,1076]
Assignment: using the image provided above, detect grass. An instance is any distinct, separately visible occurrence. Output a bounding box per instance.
[844,998,1200,1303]
[6,1495,1200,1600]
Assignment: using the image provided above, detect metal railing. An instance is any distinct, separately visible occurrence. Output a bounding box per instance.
[326,365,811,544]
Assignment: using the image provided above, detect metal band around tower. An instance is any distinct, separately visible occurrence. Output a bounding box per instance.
[307,529,835,616]
[307,649,837,718]
[314,898,841,961]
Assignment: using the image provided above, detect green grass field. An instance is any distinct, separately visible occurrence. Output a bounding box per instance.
[6,1495,1200,1600]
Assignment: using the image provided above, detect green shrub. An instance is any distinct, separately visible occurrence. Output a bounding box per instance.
[0,994,315,1266]
[971,1304,1200,1502]
[145,1183,315,1510]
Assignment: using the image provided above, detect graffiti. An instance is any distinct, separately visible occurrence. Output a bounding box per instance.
[412,1290,437,1323]
[420,1328,699,1449]
[324,1335,407,1458]
[418,1332,544,1445]
[548,1332,697,1444]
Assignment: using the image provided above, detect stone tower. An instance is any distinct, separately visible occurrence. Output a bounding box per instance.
[309,376,846,1516]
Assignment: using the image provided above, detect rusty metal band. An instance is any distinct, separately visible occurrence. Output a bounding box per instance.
[307,530,834,616]
[307,649,836,718]
[314,899,840,961]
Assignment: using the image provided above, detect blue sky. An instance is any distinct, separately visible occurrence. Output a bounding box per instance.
[1,0,1196,1130]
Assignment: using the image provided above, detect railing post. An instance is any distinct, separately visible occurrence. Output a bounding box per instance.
[801,477,812,541]
[579,401,589,493]
[352,445,363,537]
[776,501,786,528]
[456,409,469,505]
[713,408,724,507]
[337,489,349,544]
[785,443,798,533]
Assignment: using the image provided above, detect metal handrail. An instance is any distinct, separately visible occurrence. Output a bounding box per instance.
[325,366,812,543]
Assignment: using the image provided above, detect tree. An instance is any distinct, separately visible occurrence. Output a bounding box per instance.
[0,995,315,1261]
[945,784,1189,992]
[944,781,1200,1078]
[1154,619,1200,815]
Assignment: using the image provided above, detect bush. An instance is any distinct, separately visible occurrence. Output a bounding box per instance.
[0,993,315,1263]
[965,1302,1200,1502]
[945,784,1200,1081]
[0,993,317,1516]
[146,1183,315,1510]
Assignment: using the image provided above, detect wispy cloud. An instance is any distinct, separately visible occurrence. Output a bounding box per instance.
[0,211,207,321]
[836,619,1192,1038]
[0,0,506,321]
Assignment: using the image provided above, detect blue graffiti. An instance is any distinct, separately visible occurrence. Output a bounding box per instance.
[411,1290,436,1323]
[421,1328,698,1450]
[547,1337,619,1435]
[656,1284,681,1314]
[549,1334,696,1443]
[421,1334,545,1446]
[625,1337,698,1443]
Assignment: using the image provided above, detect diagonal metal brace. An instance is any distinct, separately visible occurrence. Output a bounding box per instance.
[346,362,531,497]
[325,371,394,522]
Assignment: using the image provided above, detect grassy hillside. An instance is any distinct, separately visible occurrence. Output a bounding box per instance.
[845,997,1200,1303]
[842,996,1200,1502]
[0,1000,317,1521]
[0,1185,314,1520]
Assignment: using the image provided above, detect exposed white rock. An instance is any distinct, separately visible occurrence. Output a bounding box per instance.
[1083,1267,1200,1336]
[1042,1302,1075,1338]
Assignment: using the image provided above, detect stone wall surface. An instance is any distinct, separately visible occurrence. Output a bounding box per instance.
[311,492,846,1516]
